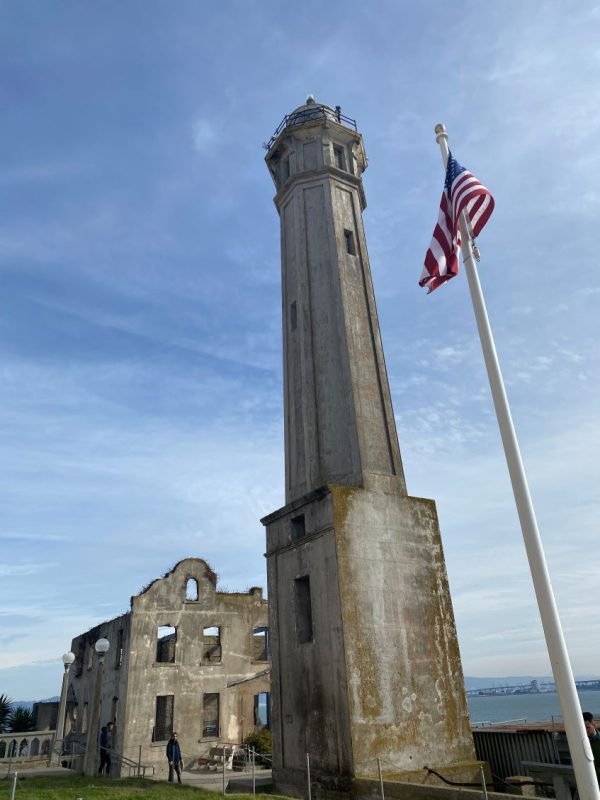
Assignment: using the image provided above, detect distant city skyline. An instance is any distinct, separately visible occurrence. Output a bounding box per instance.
[1,1,599,700]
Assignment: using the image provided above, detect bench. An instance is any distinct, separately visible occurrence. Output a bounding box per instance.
[522,760,577,800]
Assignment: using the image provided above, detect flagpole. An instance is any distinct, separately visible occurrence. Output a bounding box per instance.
[433,124,599,800]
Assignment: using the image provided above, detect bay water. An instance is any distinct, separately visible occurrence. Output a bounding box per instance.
[467,689,600,725]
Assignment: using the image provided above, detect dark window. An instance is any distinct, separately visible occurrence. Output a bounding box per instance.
[282,156,290,182]
[115,629,124,669]
[252,627,269,661]
[290,301,297,331]
[154,695,174,742]
[344,229,356,255]
[290,514,305,541]
[156,625,176,663]
[186,578,199,601]
[334,145,346,171]
[294,576,313,644]
[111,697,119,725]
[254,692,270,728]
[203,626,222,663]
[202,693,219,738]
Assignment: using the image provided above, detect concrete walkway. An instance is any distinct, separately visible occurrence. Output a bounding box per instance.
[150,766,273,793]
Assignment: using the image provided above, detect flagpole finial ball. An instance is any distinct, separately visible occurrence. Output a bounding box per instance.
[434,123,446,135]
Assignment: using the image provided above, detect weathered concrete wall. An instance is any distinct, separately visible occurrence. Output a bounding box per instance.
[332,480,474,774]
[123,558,269,775]
[66,558,269,777]
[68,611,131,760]
[265,489,352,784]
[264,485,475,790]
[268,104,405,505]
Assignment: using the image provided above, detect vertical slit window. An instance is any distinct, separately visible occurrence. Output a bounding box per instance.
[154,695,174,742]
[115,629,124,669]
[290,300,297,331]
[344,229,356,255]
[254,692,270,728]
[202,693,220,738]
[294,576,314,644]
[290,514,305,541]
[334,145,346,171]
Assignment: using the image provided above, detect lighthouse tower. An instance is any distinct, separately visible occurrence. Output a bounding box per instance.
[262,99,478,795]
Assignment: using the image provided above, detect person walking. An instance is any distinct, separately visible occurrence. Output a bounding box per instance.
[166,731,183,784]
[98,722,114,775]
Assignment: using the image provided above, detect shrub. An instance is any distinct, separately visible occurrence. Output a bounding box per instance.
[243,727,272,755]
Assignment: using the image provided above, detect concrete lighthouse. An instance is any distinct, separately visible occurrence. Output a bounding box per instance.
[262,98,478,795]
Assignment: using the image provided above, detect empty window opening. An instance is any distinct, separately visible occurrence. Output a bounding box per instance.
[202,693,220,738]
[290,301,297,331]
[334,145,346,171]
[203,626,222,663]
[154,695,174,742]
[294,576,314,644]
[186,578,199,601]
[290,514,305,542]
[253,626,270,661]
[111,696,119,725]
[282,156,290,182]
[344,229,356,255]
[156,625,176,663]
[115,629,124,669]
[254,692,271,728]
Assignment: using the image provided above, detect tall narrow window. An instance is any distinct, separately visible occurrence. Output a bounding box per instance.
[294,576,313,644]
[290,514,305,541]
[203,626,222,663]
[111,696,119,725]
[87,645,94,670]
[282,156,290,182]
[334,145,346,171]
[156,625,176,663]
[290,301,297,331]
[252,627,269,661]
[202,693,220,738]
[115,629,124,669]
[154,695,174,742]
[82,702,89,734]
[254,692,270,728]
[344,229,356,255]
[186,578,199,601]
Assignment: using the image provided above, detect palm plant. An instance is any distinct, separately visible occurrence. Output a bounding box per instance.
[7,706,35,732]
[0,693,12,732]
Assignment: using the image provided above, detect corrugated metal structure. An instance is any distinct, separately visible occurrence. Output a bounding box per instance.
[473,729,562,788]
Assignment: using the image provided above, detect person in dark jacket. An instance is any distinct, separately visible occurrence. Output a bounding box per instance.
[98,722,113,775]
[166,731,183,783]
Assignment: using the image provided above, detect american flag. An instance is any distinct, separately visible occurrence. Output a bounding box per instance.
[420,152,494,293]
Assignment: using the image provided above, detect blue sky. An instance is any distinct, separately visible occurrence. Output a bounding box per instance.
[1,0,599,700]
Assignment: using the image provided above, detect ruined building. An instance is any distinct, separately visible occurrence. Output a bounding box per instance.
[64,558,270,776]
[262,99,480,794]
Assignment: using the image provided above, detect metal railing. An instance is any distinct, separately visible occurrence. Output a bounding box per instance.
[266,104,357,150]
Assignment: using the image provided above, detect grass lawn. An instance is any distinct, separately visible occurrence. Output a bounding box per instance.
[1,774,277,800]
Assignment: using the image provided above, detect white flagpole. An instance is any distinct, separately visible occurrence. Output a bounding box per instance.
[433,123,599,800]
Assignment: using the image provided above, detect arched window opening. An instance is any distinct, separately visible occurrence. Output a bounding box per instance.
[186,578,199,601]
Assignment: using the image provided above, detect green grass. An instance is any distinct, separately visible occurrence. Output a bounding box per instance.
[1,774,277,800]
